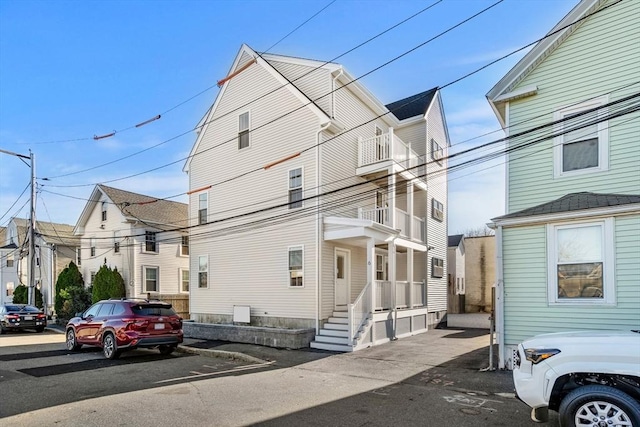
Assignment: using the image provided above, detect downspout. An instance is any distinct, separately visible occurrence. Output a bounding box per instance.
[331,68,344,119]
[316,121,331,334]
[495,224,505,369]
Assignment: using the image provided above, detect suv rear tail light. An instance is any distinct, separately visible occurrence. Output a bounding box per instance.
[37,314,46,319]
[124,319,149,331]
[5,314,19,320]
[525,348,561,364]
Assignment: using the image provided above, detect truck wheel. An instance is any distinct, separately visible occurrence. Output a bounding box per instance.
[558,384,640,427]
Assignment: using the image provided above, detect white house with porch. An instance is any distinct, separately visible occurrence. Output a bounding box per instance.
[184,44,450,351]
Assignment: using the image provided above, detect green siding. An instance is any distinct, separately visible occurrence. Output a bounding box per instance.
[503,216,640,346]
[506,0,640,213]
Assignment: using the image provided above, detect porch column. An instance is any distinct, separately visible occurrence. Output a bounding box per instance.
[388,168,396,228]
[407,248,414,308]
[390,240,397,339]
[367,237,376,312]
[407,181,414,239]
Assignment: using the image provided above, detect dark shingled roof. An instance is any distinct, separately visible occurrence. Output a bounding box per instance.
[494,192,640,220]
[98,184,188,227]
[448,234,464,247]
[385,88,437,121]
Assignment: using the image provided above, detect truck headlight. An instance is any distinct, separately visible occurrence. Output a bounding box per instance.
[524,348,560,364]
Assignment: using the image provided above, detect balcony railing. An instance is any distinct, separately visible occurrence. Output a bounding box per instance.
[359,207,425,243]
[374,280,426,311]
[358,129,425,180]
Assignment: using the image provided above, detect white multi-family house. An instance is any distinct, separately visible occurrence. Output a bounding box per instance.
[0,218,77,312]
[184,44,450,351]
[487,0,640,369]
[74,185,190,316]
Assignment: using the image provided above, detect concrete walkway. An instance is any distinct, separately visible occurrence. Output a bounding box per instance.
[7,328,497,427]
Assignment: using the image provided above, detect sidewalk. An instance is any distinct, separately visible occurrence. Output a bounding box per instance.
[18,326,508,427]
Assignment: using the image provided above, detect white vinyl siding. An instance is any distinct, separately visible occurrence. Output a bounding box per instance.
[505,0,640,213]
[267,59,332,116]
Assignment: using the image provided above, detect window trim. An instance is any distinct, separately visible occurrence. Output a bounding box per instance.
[553,96,609,178]
[180,235,189,256]
[113,231,120,254]
[198,255,209,289]
[288,245,304,288]
[143,265,160,293]
[238,110,251,150]
[179,268,189,293]
[430,138,443,165]
[431,198,444,222]
[101,201,107,222]
[431,257,444,278]
[144,231,158,253]
[546,218,615,305]
[90,238,96,257]
[288,167,303,210]
[198,192,208,225]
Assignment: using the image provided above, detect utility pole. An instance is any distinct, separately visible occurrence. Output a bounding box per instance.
[0,148,37,305]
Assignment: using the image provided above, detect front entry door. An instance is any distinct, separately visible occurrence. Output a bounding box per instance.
[335,248,350,307]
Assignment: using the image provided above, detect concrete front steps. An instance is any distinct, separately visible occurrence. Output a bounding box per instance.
[310,311,353,352]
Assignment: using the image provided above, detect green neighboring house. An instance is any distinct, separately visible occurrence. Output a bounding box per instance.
[486,0,640,369]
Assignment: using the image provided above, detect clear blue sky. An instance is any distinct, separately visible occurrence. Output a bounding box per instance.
[0,0,577,234]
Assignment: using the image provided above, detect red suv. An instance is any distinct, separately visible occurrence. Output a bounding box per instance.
[65,299,183,359]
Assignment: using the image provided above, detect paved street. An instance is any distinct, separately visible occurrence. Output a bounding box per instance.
[0,328,560,426]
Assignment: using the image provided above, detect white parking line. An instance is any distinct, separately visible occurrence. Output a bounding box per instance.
[155,361,275,384]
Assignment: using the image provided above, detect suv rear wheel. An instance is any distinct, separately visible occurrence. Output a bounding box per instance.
[102,333,121,360]
[559,385,640,427]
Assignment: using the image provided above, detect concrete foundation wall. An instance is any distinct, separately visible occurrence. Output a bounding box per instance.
[184,322,315,349]
[190,312,315,329]
[447,313,491,329]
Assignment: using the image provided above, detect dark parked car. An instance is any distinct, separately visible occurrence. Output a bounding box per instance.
[65,298,183,359]
[0,304,47,333]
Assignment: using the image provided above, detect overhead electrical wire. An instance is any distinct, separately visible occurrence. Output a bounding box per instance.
[0,181,31,224]
[40,0,622,194]
[39,96,639,248]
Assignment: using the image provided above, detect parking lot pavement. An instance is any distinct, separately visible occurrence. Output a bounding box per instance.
[1,327,561,426]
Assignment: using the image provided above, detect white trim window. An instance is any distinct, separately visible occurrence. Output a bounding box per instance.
[180,268,189,293]
[101,201,107,222]
[238,111,250,150]
[113,231,120,254]
[553,96,609,178]
[181,235,189,256]
[288,167,303,209]
[547,219,614,304]
[76,248,82,266]
[376,254,388,281]
[288,246,303,287]
[199,193,208,225]
[143,266,159,293]
[431,198,444,222]
[144,231,158,253]
[198,255,208,289]
[431,257,444,278]
[90,238,96,257]
[430,138,443,165]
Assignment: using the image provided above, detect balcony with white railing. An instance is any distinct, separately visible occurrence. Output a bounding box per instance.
[358,206,425,243]
[358,129,425,182]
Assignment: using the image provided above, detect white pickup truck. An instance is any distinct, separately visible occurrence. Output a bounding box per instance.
[512,330,640,427]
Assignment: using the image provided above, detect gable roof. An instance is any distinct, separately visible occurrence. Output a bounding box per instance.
[11,217,76,247]
[486,0,604,127]
[448,234,464,248]
[492,192,640,221]
[386,88,438,121]
[75,185,188,232]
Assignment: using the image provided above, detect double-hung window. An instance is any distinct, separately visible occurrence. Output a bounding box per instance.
[113,231,120,254]
[143,266,159,293]
[431,257,444,278]
[90,238,96,257]
[553,97,608,177]
[181,236,189,256]
[288,246,303,287]
[145,231,157,253]
[288,168,303,209]
[101,201,107,221]
[238,111,250,149]
[430,138,443,165]
[547,219,614,304]
[180,269,189,292]
[199,193,208,225]
[198,255,208,288]
[431,198,444,222]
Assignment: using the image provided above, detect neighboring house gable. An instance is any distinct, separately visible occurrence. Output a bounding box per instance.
[74,185,189,311]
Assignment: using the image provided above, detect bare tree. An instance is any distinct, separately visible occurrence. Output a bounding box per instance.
[459,226,495,237]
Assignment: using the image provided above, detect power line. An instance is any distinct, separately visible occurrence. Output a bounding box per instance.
[0,181,31,224]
